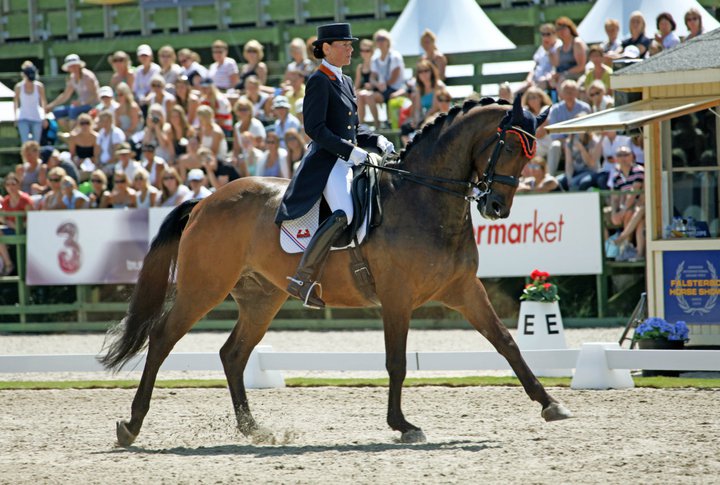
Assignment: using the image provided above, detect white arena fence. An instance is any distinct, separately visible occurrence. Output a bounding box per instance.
[1,344,719,390]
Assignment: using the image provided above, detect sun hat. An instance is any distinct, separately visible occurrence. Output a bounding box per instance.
[114,142,132,155]
[272,95,291,109]
[61,54,85,72]
[136,44,153,57]
[187,168,205,181]
[99,86,114,98]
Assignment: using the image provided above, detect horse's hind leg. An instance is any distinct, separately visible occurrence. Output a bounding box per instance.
[440,277,572,421]
[221,275,287,438]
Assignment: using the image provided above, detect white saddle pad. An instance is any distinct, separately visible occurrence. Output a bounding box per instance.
[280,199,369,254]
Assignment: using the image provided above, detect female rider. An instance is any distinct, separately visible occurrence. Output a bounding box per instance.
[275,23,394,309]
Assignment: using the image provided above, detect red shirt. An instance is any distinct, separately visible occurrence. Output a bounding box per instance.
[2,192,34,227]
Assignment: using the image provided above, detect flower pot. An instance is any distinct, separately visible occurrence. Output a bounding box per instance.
[637,339,685,377]
[516,301,569,377]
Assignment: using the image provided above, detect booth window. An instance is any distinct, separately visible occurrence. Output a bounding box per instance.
[662,109,719,238]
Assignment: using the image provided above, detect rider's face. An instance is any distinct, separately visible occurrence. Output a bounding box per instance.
[323,41,353,67]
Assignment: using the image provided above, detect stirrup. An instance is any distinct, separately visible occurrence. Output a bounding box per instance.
[301,281,323,309]
[286,277,324,309]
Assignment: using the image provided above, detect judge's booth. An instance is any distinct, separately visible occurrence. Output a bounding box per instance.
[548,96,720,347]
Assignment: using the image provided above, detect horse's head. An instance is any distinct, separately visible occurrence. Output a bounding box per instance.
[474,95,548,220]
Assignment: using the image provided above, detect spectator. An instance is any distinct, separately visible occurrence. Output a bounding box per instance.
[620,11,651,58]
[233,130,263,177]
[39,166,67,210]
[410,60,444,127]
[132,167,160,208]
[305,36,321,69]
[40,112,58,147]
[157,45,183,87]
[114,82,143,139]
[46,54,99,128]
[174,75,200,126]
[237,40,268,90]
[134,44,162,106]
[20,141,43,195]
[168,104,196,163]
[368,29,406,129]
[199,78,233,136]
[109,51,135,91]
[139,144,167,189]
[600,19,622,56]
[419,29,447,80]
[86,169,109,208]
[208,40,240,91]
[233,98,266,150]
[435,88,453,113]
[608,146,645,260]
[96,110,126,170]
[551,17,587,84]
[178,48,208,87]
[283,68,306,117]
[558,129,600,191]
[355,38,375,125]
[141,103,173,162]
[655,12,680,50]
[648,40,664,57]
[630,132,645,165]
[271,96,301,149]
[683,8,704,42]
[113,142,143,182]
[1,172,34,275]
[196,147,238,190]
[497,82,513,103]
[586,79,614,113]
[95,86,119,118]
[101,170,136,208]
[521,87,552,158]
[592,129,631,189]
[547,80,591,175]
[47,150,80,184]
[523,23,561,93]
[582,45,612,95]
[284,37,316,81]
[196,105,228,161]
[186,168,212,199]
[60,176,88,209]
[256,131,290,178]
[284,128,306,174]
[158,166,191,207]
[68,113,98,169]
[240,75,271,123]
[517,156,559,193]
[13,61,46,143]
[144,74,176,118]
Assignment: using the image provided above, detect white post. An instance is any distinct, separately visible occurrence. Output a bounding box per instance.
[571,343,634,390]
[516,301,570,377]
[244,345,285,389]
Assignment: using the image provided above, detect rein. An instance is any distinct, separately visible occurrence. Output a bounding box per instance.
[364,123,533,203]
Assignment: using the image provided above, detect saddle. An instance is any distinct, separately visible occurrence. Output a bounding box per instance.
[280,152,385,253]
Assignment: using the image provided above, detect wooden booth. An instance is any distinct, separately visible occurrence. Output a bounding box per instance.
[547,30,720,346]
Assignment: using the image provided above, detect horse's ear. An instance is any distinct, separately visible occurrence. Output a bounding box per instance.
[536,108,549,127]
[512,94,523,123]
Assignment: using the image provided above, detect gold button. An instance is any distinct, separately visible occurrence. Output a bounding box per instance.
[347,125,352,129]
[348,111,352,116]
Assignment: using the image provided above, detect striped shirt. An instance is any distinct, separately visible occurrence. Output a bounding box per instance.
[611,164,644,191]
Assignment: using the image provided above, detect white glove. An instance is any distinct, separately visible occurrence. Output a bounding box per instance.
[347,146,369,167]
[377,135,395,154]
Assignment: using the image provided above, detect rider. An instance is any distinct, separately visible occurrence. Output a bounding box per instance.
[275,23,395,309]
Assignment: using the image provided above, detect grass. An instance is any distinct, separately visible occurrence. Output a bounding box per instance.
[1,376,719,390]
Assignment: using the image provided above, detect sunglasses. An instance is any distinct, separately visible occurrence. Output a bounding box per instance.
[687,17,700,22]
[91,178,103,183]
[360,49,372,53]
[589,92,602,97]
[163,176,177,181]
[540,32,553,37]
[438,97,451,102]
[151,83,163,88]
[112,58,125,63]
[616,152,631,157]
[48,177,61,182]
[245,49,258,54]
[236,107,250,112]
[417,69,430,73]
[79,121,90,126]
[114,179,127,183]
[4,181,18,186]
[134,177,145,182]
[266,140,278,144]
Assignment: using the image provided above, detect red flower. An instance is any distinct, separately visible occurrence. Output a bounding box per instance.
[530,269,550,281]
[525,283,532,288]
[543,283,552,289]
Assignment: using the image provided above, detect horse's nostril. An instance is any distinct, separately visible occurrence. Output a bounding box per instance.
[491,200,502,215]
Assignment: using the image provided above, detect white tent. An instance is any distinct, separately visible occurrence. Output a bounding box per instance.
[578,0,719,44]
[389,0,515,57]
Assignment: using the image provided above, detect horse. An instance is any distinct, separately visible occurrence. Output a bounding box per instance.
[100,95,572,446]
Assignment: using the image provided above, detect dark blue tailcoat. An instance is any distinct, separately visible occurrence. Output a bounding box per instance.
[275,63,379,223]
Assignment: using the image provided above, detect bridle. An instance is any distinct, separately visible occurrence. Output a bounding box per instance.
[363,115,536,206]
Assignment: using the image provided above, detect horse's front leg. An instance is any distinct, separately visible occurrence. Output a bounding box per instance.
[440,276,572,421]
[382,303,427,443]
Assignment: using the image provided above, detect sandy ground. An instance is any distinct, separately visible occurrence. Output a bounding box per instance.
[1,386,719,484]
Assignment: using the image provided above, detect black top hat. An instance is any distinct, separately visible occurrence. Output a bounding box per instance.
[313,23,358,46]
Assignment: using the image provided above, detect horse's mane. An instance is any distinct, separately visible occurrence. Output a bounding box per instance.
[396,97,511,163]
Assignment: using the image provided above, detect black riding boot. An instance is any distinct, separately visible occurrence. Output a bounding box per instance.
[286,210,348,309]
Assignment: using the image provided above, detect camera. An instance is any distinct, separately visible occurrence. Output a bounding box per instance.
[151,115,160,124]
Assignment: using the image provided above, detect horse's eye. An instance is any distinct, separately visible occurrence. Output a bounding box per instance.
[505,145,513,153]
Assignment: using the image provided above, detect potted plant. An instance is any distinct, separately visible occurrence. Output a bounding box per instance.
[516,270,568,376]
[633,317,689,377]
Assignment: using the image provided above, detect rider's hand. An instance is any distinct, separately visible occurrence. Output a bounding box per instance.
[376,135,395,155]
[346,147,369,167]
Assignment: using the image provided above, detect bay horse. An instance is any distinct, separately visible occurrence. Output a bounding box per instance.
[100,96,572,446]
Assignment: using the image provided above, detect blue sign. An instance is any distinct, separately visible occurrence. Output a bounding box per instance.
[663,250,720,324]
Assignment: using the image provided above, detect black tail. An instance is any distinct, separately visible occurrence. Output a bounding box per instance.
[99,200,200,371]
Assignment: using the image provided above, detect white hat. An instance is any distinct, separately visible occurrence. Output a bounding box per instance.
[59,151,73,164]
[187,168,205,181]
[272,95,291,109]
[137,44,153,57]
[61,54,85,72]
[623,45,640,59]
[99,86,114,98]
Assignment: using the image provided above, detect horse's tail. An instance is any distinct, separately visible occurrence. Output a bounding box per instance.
[99,199,200,371]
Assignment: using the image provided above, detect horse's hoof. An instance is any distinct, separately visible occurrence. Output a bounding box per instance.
[250,426,277,445]
[542,402,573,422]
[401,428,427,444]
[116,420,137,447]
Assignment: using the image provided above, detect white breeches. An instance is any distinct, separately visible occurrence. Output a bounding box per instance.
[323,158,354,224]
